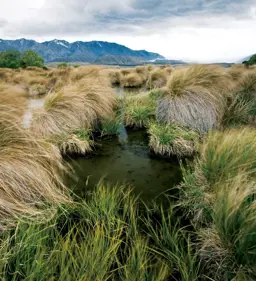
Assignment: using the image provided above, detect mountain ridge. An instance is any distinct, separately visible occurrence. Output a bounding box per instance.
[0,38,168,65]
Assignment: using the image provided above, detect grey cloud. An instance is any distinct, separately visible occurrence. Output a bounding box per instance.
[0,18,8,28]
[1,0,255,38]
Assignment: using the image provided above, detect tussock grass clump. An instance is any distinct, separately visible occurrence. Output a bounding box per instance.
[31,69,116,137]
[146,67,169,89]
[157,65,233,132]
[124,96,155,128]
[135,65,150,80]
[108,70,122,85]
[120,68,133,76]
[227,65,246,81]
[199,176,256,280]
[0,113,69,228]
[198,128,256,185]
[28,83,47,96]
[180,128,256,225]
[57,129,94,155]
[121,71,144,88]
[223,71,256,127]
[222,96,254,127]
[148,122,199,157]
[237,70,256,96]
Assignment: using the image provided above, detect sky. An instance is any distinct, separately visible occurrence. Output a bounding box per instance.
[0,0,256,62]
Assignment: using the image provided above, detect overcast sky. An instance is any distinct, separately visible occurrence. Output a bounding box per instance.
[0,0,256,62]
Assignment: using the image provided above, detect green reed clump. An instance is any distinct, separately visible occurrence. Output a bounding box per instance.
[198,176,256,281]
[198,128,256,185]
[124,96,155,128]
[100,116,123,136]
[179,128,256,226]
[223,71,256,127]
[0,182,204,281]
[148,121,199,157]
[144,205,201,281]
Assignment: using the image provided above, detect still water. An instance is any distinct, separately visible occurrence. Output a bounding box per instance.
[66,130,182,202]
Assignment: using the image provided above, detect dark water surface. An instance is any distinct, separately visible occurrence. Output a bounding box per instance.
[66,130,182,203]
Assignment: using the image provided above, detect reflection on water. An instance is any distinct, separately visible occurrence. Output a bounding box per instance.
[66,130,182,202]
[23,98,44,128]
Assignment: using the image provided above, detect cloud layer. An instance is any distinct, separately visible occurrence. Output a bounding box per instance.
[1,0,256,62]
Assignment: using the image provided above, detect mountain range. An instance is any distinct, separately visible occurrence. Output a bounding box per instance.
[0,38,179,65]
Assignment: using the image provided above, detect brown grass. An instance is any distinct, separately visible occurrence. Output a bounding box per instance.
[108,70,122,85]
[0,110,70,228]
[0,83,27,117]
[157,65,233,132]
[121,72,144,88]
[146,68,170,89]
[58,133,94,155]
[31,68,116,137]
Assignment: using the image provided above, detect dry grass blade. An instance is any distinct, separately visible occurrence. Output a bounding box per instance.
[0,109,70,228]
[157,65,233,132]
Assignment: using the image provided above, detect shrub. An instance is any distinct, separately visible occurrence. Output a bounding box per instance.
[20,50,44,68]
[0,50,21,69]
[57,62,69,69]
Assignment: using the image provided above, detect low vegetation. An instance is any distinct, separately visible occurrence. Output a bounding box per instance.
[148,121,199,157]
[157,65,233,132]
[0,62,256,281]
[0,111,69,228]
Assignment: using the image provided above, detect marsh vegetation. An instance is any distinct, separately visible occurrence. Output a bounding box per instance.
[0,62,256,280]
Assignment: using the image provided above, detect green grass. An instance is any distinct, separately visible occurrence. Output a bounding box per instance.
[0,183,203,281]
[100,116,123,136]
[179,127,256,226]
[198,175,256,280]
[148,121,199,157]
[198,128,256,185]
[124,97,155,128]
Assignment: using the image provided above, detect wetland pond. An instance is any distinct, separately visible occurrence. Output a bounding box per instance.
[24,87,183,203]
[66,129,182,203]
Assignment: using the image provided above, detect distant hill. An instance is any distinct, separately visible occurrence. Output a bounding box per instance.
[0,38,166,65]
[236,54,254,64]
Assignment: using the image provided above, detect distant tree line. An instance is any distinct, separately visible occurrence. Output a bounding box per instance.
[0,50,44,69]
[242,54,256,67]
